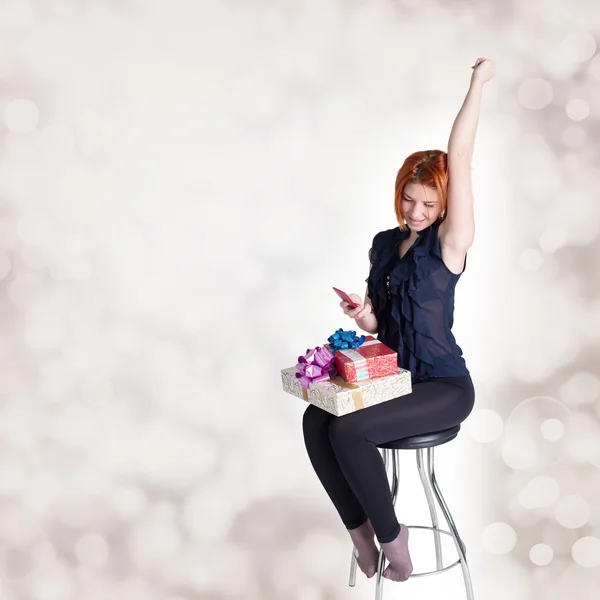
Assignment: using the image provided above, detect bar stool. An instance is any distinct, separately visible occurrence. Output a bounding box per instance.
[348,425,473,600]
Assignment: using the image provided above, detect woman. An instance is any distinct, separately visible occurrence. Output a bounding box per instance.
[302,58,495,583]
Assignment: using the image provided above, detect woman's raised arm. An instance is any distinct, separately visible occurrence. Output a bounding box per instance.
[443,58,495,251]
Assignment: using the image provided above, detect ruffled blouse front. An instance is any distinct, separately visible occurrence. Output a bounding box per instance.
[366,220,469,383]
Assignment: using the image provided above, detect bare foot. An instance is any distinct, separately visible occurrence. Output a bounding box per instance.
[380,524,413,582]
[348,519,380,579]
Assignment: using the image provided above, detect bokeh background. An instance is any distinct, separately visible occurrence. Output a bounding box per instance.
[0,0,599,599]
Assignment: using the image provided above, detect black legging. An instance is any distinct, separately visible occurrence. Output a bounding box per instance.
[302,375,475,543]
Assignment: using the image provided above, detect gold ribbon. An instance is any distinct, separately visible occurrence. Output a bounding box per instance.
[302,376,364,410]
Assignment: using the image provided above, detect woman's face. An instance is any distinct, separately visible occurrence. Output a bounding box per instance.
[401,182,442,231]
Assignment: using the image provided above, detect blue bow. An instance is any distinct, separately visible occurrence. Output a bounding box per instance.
[327,328,366,354]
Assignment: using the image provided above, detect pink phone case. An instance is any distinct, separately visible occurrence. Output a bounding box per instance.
[333,287,360,308]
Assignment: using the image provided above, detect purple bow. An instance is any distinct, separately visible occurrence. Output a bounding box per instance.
[295,346,337,389]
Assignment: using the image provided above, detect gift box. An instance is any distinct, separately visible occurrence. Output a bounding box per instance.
[327,335,398,383]
[281,366,412,417]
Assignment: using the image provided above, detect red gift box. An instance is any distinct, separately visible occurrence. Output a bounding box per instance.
[327,336,398,383]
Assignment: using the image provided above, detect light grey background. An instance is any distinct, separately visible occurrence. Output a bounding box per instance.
[0,1,599,599]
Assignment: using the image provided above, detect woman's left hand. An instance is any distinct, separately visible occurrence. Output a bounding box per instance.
[470,57,495,84]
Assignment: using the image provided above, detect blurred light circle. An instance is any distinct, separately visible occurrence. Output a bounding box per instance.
[0,545,36,581]
[5,131,40,156]
[571,536,600,567]
[554,495,591,529]
[38,125,75,155]
[23,317,65,349]
[30,564,74,599]
[560,372,600,406]
[67,257,92,281]
[481,522,517,555]
[293,585,324,600]
[539,225,567,253]
[529,543,553,566]
[19,246,45,270]
[590,52,600,80]
[109,325,141,351]
[74,533,109,567]
[132,421,218,484]
[8,274,43,309]
[297,530,346,580]
[111,487,148,520]
[0,361,27,395]
[583,302,600,345]
[16,216,51,246]
[48,264,71,281]
[517,79,553,110]
[0,0,38,29]
[586,436,600,467]
[514,134,561,200]
[518,249,543,271]
[4,99,39,133]
[474,558,534,600]
[503,396,571,469]
[0,508,38,546]
[117,578,154,600]
[31,540,57,564]
[540,418,564,441]
[64,232,89,256]
[495,114,521,142]
[237,77,285,123]
[559,32,597,63]
[55,494,92,528]
[0,463,28,494]
[567,417,597,462]
[153,501,176,521]
[464,408,504,443]
[128,516,183,570]
[566,98,590,121]
[0,251,12,281]
[518,475,560,509]
[501,437,537,470]
[183,488,233,542]
[562,124,586,148]
[554,564,600,599]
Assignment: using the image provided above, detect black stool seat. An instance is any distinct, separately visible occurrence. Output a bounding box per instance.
[377,425,461,450]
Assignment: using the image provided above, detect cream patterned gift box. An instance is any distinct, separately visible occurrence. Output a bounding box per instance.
[281,367,412,417]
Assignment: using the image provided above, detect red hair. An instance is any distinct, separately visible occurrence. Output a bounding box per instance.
[394,150,448,232]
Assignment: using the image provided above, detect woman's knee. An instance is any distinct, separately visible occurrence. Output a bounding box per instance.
[328,414,365,445]
[302,404,331,438]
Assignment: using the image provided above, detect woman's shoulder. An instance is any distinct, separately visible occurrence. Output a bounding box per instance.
[369,227,399,263]
[371,227,400,247]
[420,220,467,276]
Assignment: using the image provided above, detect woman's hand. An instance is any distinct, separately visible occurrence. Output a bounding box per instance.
[340,294,373,321]
[470,57,495,85]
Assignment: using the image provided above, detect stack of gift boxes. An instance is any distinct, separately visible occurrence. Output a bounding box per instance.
[281,329,412,416]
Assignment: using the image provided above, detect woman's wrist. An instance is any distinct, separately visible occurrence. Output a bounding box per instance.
[354,310,378,334]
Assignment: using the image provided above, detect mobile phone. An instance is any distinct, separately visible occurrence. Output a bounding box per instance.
[333,287,360,308]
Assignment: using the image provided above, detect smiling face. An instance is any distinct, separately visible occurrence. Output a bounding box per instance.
[400,182,443,231]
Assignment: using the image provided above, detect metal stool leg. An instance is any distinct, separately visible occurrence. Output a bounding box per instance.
[349,448,391,588]
[428,448,474,600]
[349,546,358,587]
[416,448,443,571]
[375,450,400,600]
[390,450,400,504]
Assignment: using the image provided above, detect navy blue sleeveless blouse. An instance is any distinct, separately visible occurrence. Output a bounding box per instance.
[366,220,470,383]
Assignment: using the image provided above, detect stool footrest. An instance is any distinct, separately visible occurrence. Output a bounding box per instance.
[378,525,466,578]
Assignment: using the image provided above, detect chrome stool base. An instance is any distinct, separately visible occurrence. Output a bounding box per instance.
[348,435,474,600]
